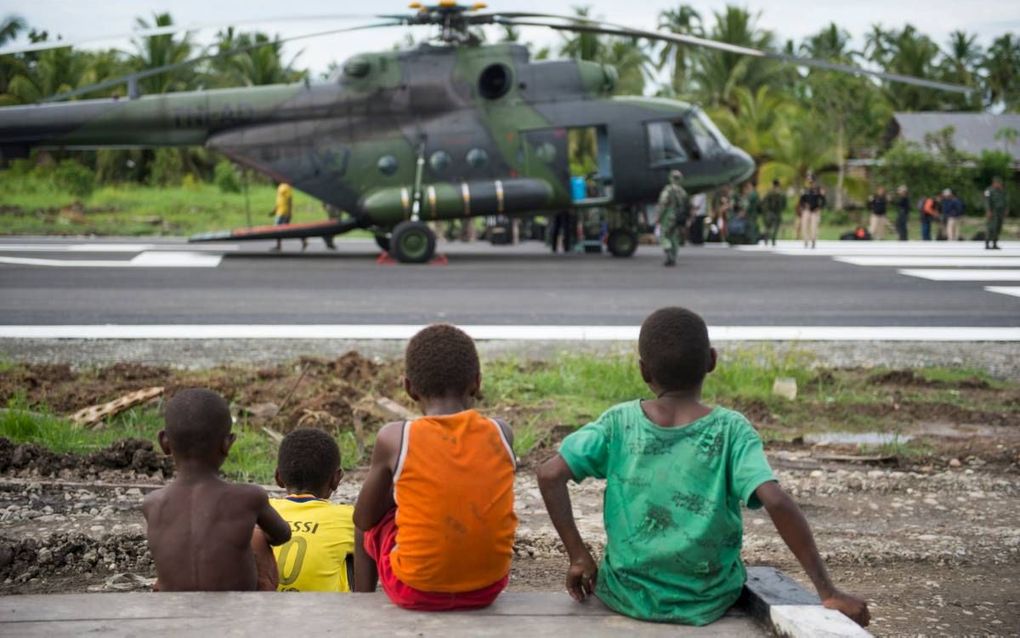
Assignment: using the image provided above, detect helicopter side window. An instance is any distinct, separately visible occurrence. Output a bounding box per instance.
[429,150,452,173]
[646,121,688,166]
[466,148,489,168]
[377,155,398,176]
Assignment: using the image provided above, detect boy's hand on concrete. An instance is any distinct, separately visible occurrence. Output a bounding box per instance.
[566,553,598,602]
[822,590,870,627]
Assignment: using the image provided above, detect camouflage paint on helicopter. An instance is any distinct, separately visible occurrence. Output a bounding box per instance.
[0,41,752,261]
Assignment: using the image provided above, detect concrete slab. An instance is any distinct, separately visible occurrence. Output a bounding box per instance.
[1,591,759,637]
[0,568,872,637]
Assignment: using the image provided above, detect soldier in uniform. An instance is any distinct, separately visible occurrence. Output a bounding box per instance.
[656,169,690,266]
[762,179,787,246]
[742,180,761,244]
[985,176,1008,250]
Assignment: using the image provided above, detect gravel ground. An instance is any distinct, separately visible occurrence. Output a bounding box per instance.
[2,456,1017,637]
[2,339,1019,378]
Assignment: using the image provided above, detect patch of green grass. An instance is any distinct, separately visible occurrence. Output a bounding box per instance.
[912,366,1002,388]
[511,417,548,459]
[861,435,931,459]
[0,176,372,238]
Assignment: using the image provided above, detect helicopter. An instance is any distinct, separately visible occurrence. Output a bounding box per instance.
[0,3,970,263]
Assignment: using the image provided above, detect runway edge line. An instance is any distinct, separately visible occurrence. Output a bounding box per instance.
[0,325,1018,341]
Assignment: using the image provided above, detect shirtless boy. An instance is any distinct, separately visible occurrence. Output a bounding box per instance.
[143,388,291,591]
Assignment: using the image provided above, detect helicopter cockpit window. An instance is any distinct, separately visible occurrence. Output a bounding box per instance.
[685,112,724,156]
[377,155,398,176]
[478,64,512,100]
[646,120,689,166]
[466,148,489,168]
[429,150,452,173]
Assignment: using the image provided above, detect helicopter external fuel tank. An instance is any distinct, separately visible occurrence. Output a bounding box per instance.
[359,178,554,224]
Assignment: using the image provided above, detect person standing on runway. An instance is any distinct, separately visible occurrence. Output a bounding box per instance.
[762,179,786,246]
[689,192,708,245]
[799,177,824,249]
[985,177,1008,250]
[269,182,307,252]
[894,185,910,241]
[656,169,690,266]
[942,189,964,241]
[867,187,889,240]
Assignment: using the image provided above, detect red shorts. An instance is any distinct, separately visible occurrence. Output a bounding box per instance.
[363,509,508,611]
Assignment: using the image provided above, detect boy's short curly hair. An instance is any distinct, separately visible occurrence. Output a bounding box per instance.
[638,307,711,391]
[277,428,341,492]
[404,324,480,399]
[164,388,232,459]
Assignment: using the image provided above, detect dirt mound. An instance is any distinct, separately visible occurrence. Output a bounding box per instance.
[0,352,407,437]
[870,369,991,390]
[0,532,151,586]
[0,438,172,479]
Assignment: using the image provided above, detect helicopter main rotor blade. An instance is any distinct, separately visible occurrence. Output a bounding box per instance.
[494,15,971,95]
[0,14,378,57]
[42,21,403,103]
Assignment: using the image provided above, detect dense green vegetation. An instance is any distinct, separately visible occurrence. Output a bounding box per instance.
[3,353,1014,482]
[0,6,1017,224]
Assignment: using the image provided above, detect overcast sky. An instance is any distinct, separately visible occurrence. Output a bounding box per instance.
[4,0,1019,77]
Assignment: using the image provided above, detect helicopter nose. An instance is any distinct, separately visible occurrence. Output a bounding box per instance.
[730,147,755,183]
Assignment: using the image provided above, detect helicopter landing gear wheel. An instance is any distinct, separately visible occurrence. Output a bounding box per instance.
[391,221,436,264]
[606,229,638,258]
[374,233,391,252]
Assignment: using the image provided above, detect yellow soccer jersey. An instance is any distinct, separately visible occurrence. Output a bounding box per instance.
[269,496,356,592]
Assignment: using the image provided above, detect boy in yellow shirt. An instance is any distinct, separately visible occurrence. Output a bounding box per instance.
[253,428,356,591]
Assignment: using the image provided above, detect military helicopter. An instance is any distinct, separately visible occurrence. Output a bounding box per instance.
[0,3,969,263]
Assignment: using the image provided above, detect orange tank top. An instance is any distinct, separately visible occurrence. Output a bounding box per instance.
[391,410,517,593]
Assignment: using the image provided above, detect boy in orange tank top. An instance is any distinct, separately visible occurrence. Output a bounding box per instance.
[353,324,517,610]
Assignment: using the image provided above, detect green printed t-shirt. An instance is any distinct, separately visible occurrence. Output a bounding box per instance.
[558,401,775,626]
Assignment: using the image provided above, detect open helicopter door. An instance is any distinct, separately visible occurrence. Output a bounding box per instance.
[521,125,614,207]
[567,125,613,205]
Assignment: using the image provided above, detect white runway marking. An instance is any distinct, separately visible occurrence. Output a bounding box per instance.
[0,251,222,268]
[836,256,1020,267]
[738,240,1019,256]
[898,269,1020,282]
[0,242,238,252]
[985,286,1020,299]
[0,325,1017,341]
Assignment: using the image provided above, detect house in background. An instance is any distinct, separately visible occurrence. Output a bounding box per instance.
[887,112,1020,172]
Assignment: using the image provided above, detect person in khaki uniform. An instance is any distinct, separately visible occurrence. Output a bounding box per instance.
[867,187,889,240]
[798,177,825,249]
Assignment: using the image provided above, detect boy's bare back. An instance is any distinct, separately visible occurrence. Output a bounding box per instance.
[144,478,281,591]
[144,388,290,592]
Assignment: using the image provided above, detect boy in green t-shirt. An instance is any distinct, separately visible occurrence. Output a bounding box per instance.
[537,307,870,628]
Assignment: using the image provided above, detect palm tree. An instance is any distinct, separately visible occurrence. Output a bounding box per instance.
[129,13,196,95]
[983,34,1020,111]
[688,7,779,112]
[210,29,304,87]
[799,23,861,210]
[763,107,837,190]
[708,85,791,165]
[878,25,942,111]
[864,24,892,67]
[940,31,982,110]
[558,6,602,61]
[1,46,91,104]
[656,6,701,94]
[598,38,655,95]
[0,15,25,46]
